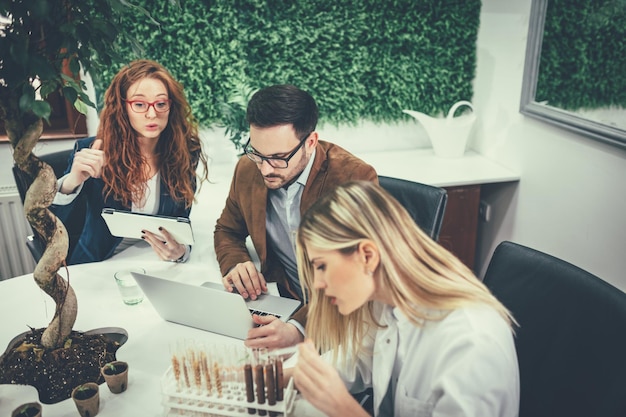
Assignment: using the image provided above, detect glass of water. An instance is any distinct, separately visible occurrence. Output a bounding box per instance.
[114,267,146,305]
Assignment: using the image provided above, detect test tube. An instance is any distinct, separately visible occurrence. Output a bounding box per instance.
[265,361,276,406]
[265,360,278,417]
[244,363,256,414]
[189,348,203,394]
[171,352,182,392]
[200,350,212,395]
[213,359,223,397]
[182,353,191,390]
[254,363,266,416]
[275,358,284,401]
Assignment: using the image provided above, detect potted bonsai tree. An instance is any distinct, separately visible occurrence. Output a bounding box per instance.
[0,0,155,404]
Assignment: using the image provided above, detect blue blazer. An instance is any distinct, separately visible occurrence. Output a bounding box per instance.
[51,137,192,265]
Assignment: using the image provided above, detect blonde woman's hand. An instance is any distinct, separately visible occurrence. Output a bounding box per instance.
[293,340,368,417]
[61,138,104,194]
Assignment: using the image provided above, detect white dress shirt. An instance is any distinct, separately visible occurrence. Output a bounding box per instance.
[335,303,520,417]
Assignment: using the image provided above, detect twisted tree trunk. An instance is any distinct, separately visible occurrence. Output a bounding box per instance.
[6,117,78,349]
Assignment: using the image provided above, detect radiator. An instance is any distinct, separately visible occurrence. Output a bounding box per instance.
[0,185,36,280]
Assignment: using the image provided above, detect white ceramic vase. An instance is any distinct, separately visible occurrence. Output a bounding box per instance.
[403,100,476,158]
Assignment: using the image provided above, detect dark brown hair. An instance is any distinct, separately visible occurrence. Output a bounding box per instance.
[246,84,318,139]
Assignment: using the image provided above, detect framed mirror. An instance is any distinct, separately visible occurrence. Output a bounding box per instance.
[520,0,626,149]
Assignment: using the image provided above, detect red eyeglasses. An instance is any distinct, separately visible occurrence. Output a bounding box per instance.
[124,99,171,113]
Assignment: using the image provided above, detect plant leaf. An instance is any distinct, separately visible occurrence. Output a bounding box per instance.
[32,100,52,121]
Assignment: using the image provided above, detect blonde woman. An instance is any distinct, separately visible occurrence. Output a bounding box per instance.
[293,181,519,417]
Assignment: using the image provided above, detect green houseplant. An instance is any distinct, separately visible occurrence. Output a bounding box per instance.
[216,79,258,153]
[0,0,154,404]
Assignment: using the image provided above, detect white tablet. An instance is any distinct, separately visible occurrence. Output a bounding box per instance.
[101,208,194,245]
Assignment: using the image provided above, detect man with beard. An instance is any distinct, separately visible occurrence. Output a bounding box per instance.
[214,84,378,349]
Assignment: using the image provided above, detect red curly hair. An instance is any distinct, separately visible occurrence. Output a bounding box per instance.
[97,59,208,208]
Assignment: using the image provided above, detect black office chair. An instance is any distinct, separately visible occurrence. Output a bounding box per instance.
[378,175,448,241]
[12,148,86,263]
[483,241,626,417]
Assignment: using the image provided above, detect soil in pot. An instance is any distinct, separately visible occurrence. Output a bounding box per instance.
[101,360,129,393]
[71,382,100,417]
[11,402,42,417]
[0,327,126,404]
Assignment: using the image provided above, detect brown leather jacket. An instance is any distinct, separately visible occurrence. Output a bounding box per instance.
[213,140,378,325]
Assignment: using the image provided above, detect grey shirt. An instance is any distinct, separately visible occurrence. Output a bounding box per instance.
[265,150,316,300]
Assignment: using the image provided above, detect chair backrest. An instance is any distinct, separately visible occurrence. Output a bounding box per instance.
[483,241,626,417]
[12,148,86,262]
[378,175,447,241]
[12,149,74,204]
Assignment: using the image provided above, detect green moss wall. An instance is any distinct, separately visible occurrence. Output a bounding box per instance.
[536,0,626,111]
[96,0,481,127]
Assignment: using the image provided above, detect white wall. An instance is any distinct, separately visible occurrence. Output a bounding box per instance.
[2,0,625,292]
[473,0,626,292]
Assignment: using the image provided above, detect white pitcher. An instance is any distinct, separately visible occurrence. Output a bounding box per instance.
[403,100,476,158]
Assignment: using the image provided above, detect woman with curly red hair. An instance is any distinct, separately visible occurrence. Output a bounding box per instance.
[52,59,208,264]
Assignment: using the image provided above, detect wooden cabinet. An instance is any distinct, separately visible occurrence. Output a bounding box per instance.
[438,185,481,271]
[354,148,519,274]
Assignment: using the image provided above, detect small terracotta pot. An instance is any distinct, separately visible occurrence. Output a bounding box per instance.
[71,382,99,417]
[100,360,129,394]
[11,402,42,417]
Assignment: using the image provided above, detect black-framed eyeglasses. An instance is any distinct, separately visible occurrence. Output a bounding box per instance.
[244,133,310,169]
[124,99,171,113]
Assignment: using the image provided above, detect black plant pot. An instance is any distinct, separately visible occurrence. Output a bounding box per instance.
[0,327,128,404]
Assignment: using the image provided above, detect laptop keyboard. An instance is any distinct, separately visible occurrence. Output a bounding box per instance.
[248,309,281,319]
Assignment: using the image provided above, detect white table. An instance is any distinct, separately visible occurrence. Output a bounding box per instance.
[0,237,322,416]
[1,149,518,415]
[0,159,242,416]
[0,240,235,414]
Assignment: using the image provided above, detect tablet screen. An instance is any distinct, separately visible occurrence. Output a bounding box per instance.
[101,209,194,245]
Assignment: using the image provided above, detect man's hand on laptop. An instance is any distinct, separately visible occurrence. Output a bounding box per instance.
[245,316,304,349]
[223,261,268,300]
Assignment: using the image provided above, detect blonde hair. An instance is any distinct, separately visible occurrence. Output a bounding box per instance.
[296,181,515,361]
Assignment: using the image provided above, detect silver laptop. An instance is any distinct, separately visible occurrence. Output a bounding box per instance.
[132,272,301,339]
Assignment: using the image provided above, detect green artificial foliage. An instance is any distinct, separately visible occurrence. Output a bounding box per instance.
[536,0,626,111]
[93,0,481,148]
[216,80,258,152]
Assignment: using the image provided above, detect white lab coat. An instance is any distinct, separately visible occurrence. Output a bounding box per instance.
[336,304,520,417]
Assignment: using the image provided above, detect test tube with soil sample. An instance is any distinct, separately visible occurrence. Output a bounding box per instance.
[200,350,213,395]
[265,359,278,417]
[244,362,256,414]
[254,356,267,416]
[274,357,284,402]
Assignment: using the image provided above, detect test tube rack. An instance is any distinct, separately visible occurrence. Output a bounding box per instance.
[161,365,296,417]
